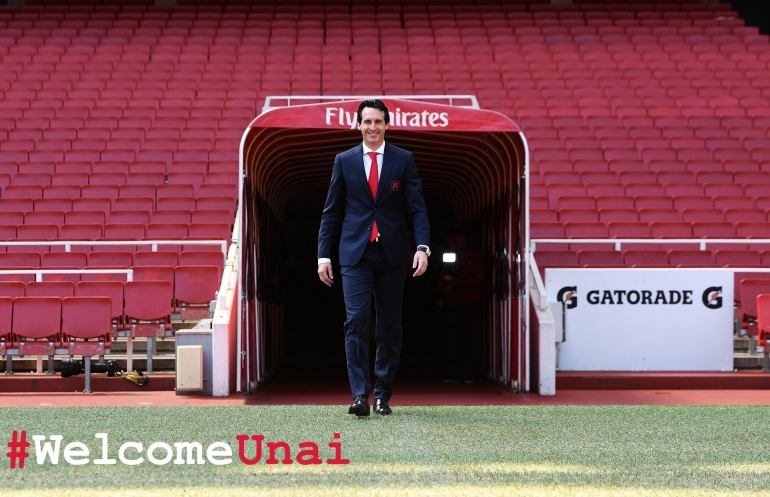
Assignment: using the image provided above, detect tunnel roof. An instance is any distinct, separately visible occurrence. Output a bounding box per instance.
[241,98,527,222]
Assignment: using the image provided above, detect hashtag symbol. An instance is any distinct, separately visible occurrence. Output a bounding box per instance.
[6,431,30,469]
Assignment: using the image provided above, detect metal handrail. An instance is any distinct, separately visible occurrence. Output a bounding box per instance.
[263,94,481,112]
[528,253,548,311]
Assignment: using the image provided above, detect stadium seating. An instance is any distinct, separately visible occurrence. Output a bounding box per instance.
[0,0,768,376]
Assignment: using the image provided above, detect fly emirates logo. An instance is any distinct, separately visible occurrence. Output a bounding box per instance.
[326,107,450,129]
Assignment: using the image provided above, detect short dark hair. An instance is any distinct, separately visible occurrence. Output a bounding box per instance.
[356,99,390,124]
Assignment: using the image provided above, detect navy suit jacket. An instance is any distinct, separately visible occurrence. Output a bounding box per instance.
[318,142,430,267]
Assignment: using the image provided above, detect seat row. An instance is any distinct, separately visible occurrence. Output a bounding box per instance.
[530,220,770,240]
[0,267,218,318]
[0,195,233,213]
[542,193,770,210]
[0,147,236,165]
[0,173,237,193]
[0,183,237,203]
[0,27,755,41]
[5,2,735,13]
[535,170,770,185]
[0,222,230,247]
[0,273,214,387]
[535,180,770,204]
[534,208,770,225]
[0,295,112,391]
[0,267,218,374]
[0,208,232,226]
[535,249,770,269]
[0,248,222,272]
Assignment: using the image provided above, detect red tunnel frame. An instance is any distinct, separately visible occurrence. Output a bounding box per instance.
[238,98,532,394]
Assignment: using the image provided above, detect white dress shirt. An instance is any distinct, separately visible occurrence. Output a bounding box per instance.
[318,141,429,265]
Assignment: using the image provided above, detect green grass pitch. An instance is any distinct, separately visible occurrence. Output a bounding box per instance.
[2,405,770,496]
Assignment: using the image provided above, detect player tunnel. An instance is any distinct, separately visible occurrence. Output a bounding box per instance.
[238,98,529,394]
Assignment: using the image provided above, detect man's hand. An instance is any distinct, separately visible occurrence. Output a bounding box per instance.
[413,251,428,277]
[318,262,334,287]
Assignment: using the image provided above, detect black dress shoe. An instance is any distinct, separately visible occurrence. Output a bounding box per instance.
[348,395,370,417]
[374,399,392,416]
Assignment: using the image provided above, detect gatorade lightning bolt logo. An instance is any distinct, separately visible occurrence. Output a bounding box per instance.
[701,287,723,309]
[557,286,578,309]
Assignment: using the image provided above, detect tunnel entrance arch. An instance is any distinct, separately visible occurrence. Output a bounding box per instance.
[238,98,529,394]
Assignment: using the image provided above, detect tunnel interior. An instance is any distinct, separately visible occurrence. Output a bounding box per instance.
[240,102,525,390]
[281,189,460,379]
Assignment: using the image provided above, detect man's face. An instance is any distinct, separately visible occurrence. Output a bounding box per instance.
[358,107,388,149]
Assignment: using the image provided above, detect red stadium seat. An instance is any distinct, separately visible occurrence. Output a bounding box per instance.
[124,280,173,362]
[134,251,178,267]
[740,279,770,342]
[715,250,761,267]
[25,211,64,229]
[26,281,75,299]
[5,185,42,199]
[0,282,25,299]
[109,210,150,226]
[158,197,197,211]
[72,198,111,218]
[757,294,770,349]
[175,265,220,321]
[0,199,33,214]
[104,223,146,240]
[41,252,86,269]
[179,251,224,279]
[188,222,231,241]
[64,211,105,226]
[61,296,111,356]
[533,250,578,267]
[198,183,237,199]
[668,250,715,266]
[76,281,125,333]
[578,250,623,266]
[624,250,669,266]
[608,222,651,238]
[113,197,154,213]
[34,198,72,213]
[151,210,191,224]
[61,296,112,392]
[87,252,133,269]
[12,297,60,362]
[196,196,235,216]
[0,253,40,268]
[191,209,232,225]
[59,224,103,241]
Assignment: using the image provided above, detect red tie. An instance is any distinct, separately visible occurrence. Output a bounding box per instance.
[367,151,379,242]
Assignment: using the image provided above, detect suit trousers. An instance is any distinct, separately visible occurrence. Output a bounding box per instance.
[340,240,407,402]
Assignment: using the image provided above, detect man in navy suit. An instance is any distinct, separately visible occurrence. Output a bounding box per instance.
[318,99,431,417]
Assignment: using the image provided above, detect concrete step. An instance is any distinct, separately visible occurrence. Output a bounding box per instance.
[734,352,766,370]
[3,354,176,373]
[109,338,176,354]
[734,336,749,352]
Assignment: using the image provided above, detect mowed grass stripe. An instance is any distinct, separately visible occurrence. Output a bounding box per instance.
[1,405,769,496]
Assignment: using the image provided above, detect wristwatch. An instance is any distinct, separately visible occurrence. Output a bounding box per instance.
[417,245,431,257]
